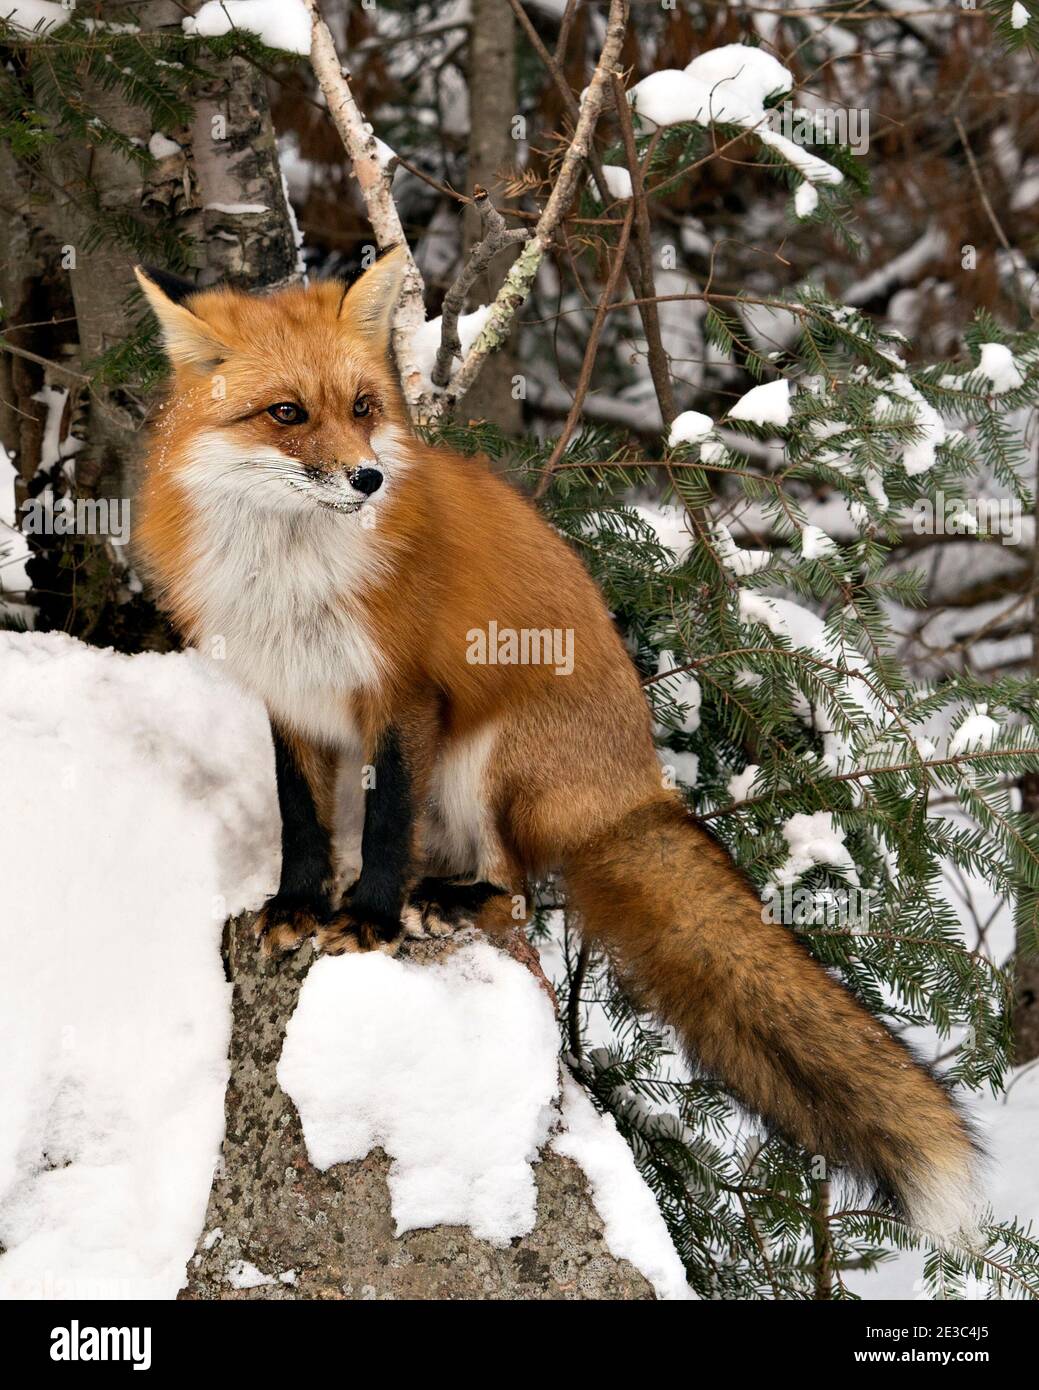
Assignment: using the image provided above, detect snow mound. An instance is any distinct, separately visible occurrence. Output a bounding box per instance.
[184,0,311,55]
[278,939,691,1297]
[668,410,714,447]
[728,377,792,427]
[685,44,792,111]
[278,941,559,1245]
[553,1076,692,1300]
[628,43,842,193]
[977,342,1024,394]
[0,632,277,1299]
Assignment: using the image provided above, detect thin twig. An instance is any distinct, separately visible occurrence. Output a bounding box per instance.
[0,339,88,382]
[610,71,674,426]
[505,2,675,426]
[534,199,636,498]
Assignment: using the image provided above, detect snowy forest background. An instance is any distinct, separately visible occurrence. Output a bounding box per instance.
[3,0,1039,1301]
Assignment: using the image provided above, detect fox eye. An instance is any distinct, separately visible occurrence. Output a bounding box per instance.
[267,402,307,425]
[353,394,371,418]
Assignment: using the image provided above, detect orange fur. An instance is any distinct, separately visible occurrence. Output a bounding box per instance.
[134,255,981,1236]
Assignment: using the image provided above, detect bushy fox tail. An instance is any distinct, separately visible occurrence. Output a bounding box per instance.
[564,799,982,1238]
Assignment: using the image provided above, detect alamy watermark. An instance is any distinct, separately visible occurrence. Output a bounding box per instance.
[763,101,869,157]
[763,884,874,931]
[911,492,1022,546]
[466,621,575,677]
[19,496,130,544]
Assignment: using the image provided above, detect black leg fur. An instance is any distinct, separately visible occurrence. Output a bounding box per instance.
[254,724,334,957]
[319,726,414,953]
[271,724,333,912]
[409,877,508,930]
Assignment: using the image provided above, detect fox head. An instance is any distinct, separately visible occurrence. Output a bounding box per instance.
[136,246,411,516]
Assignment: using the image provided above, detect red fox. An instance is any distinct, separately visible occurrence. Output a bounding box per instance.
[134,247,981,1239]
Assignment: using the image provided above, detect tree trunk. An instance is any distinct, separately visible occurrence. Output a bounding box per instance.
[178,915,655,1300]
[1013,489,1039,1063]
[458,0,522,433]
[0,4,300,644]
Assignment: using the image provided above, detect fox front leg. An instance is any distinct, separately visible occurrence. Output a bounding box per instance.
[318,725,415,956]
[255,724,338,958]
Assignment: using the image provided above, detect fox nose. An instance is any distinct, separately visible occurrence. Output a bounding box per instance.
[350,467,383,497]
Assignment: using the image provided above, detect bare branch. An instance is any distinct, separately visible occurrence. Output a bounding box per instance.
[301,0,428,411]
[534,198,636,499]
[502,3,675,427]
[424,0,630,423]
[610,74,675,425]
[431,188,529,390]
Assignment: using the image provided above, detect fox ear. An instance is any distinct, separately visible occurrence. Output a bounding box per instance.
[337,244,407,353]
[134,266,230,369]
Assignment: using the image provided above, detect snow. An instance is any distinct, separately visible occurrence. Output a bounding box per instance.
[668,410,714,447]
[885,373,948,475]
[226,1260,274,1290]
[685,44,793,112]
[629,70,736,129]
[727,763,761,801]
[204,203,270,215]
[362,122,397,174]
[628,46,843,190]
[758,129,845,186]
[728,377,792,427]
[1011,1,1029,27]
[1,1,70,35]
[737,590,884,771]
[652,648,702,734]
[948,703,1000,757]
[977,342,1024,393]
[844,225,947,308]
[148,132,181,160]
[280,169,306,279]
[713,521,771,576]
[629,44,791,130]
[660,748,700,789]
[634,502,694,560]
[801,523,838,559]
[278,942,558,1245]
[0,633,278,1299]
[278,940,689,1297]
[409,306,491,393]
[31,385,68,470]
[553,1076,692,1300]
[794,181,819,218]
[0,442,30,601]
[773,811,860,888]
[183,0,312,55]
[598,165,633,201]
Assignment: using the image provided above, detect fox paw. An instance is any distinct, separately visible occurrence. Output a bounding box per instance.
[316,909,403,957]
[254,898,327,959]
[407,877,506,937]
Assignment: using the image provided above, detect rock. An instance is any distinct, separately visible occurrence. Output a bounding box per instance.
[178,914,654,1300]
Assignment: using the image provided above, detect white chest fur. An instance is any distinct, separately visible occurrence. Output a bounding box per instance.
[184,500,386,749]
